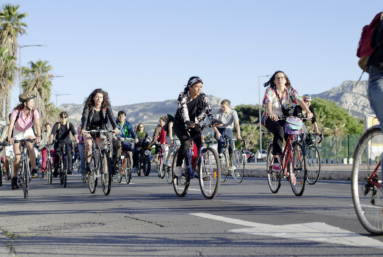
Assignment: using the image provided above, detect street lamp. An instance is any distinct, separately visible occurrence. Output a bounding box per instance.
[258,75,271,152]
[55,93,71,107]
[18,45,47,94]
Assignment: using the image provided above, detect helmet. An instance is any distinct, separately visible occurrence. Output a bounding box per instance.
[187,76,203,87]
[19,91,37,102]
[302,94,312,101]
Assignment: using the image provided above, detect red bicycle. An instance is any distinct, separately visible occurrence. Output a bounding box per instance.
[266,117,308,196]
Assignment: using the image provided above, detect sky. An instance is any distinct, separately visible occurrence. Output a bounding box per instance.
[6,0,382,109]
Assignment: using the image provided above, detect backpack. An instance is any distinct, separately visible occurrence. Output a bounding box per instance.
[356,12,383,73]
[54,122,70,139]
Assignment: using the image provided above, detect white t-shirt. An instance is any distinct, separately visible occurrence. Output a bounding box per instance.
[216,109,239,129]
[272,101,283,116]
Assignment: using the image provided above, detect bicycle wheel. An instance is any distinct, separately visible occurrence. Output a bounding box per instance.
[220,152,228,183]
[88,154,98,194]
[144,156,151,176]
[125,153,132,184]
[199,147,221,199]
[61,156,67,188]
[165,165,173,184]
[267,145,282,193]
[306,145,321,185]
[289,142,307,196]
[101,151,112,196]
[158,158,165,179]
[0,163,2,187]
[47,159,52,184]
[172,149,190,197]
[23,159,29,201]
[116,159,123,183]
[233,150,245,183]
[352,127,383,235]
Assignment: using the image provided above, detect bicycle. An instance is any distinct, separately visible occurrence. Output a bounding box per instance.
[14,138,35,201]
[266,116,308,196]
[53,140,73,188]
[157,143,167,179]
[1,142,14,186]
[41,143,54,184]
[219,137,247,183]
[164,139,180,184]
[85,129,114,195]
[301,131,323,185]
[351,125,383,235]
[135,138,152,177]
[171,121,222,199]
[115,138,134,184]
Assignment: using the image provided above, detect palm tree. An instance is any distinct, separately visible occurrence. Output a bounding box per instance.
[0,4,28,122]
[22,60,54,126]
[0,45,16,120]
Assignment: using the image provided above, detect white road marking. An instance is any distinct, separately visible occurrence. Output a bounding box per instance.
[190,213,383,249]
[188,189,200,191]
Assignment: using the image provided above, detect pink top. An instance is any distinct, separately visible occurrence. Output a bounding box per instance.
[11,109,40,132]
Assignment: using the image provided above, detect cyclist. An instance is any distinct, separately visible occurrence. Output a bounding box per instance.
[150,116,167,164]
[77,125,86,179]
[163,113,178,166]
[133,122,151,170]
[7,92,41,190]
[261,71,312,173]
[0,114,12,183]
[81,89,119,175]
[173,76,217,182]
[49,111,79,177]
[212,99,242,173]
[39,123,54,179]
[112,110,138,171]
[293,94,321,136]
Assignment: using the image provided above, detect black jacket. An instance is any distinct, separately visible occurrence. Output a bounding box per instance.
[81,106,118,131]
[369,18,383,67]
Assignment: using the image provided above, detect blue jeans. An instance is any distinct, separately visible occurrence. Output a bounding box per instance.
[215,128,234,156]
[78,142,86,174]
[368,66,383,132]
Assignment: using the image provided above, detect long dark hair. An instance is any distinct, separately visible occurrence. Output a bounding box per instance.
[263,71,291,89]
[83,88,111,109]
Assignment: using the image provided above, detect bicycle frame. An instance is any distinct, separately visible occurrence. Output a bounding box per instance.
[279,135,296,175]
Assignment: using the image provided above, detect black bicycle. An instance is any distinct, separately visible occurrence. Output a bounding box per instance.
[135,138,152,176]
[301,132,323,185]
[14,138,35,201]
[115,138,134,184]
[85,129,114,195]
[53,140,73,188]
[219,137,247,183]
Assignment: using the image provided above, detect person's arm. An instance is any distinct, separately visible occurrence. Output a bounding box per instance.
[49,123,58,144]
[203,95,217,122]
[234,120,242,140]
[178,92,190,123]
[267,102,278,121]
[70,123,79,143]
[168,122,174,147]
[0,126,8,143]
[106,107,118,131]
[213,126,221,141]
[150,126,161,146]
[7,111,17,144]
[298,100,313,119]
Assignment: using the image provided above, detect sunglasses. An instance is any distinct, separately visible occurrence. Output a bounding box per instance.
[60,116,68,119]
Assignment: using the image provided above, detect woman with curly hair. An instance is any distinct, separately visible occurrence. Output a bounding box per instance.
[81,88,119,174]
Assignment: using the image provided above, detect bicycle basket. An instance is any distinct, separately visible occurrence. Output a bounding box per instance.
[285,117,302,135]
[305,133,315,146]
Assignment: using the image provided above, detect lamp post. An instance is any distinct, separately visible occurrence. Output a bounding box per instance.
[18,45,47,94]
[55,93,71,107]
[258,75,271,152]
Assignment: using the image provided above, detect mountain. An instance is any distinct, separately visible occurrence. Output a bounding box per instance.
[312,80,372,118]
[59,95,223,136]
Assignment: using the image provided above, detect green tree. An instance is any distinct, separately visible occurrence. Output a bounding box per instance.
[0,46,16,120]
[0,4,28,122]
[22,60,54,126]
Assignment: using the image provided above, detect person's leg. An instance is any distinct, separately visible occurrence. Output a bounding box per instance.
[368,66,383,131]
[41,148,47,173]
[66,143,73,174]
[12,143,21,190]
[4,157,9,180]
[26,138,38,177]
[133,146,140,168]
[53,143,61,177]
[265,118,285,168]
[216,128,225,155]
[78,143,86,175]
[84,134,93,173]
[173,122,190,176]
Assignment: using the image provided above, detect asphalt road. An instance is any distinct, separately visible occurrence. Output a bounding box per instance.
[1,170,383,257]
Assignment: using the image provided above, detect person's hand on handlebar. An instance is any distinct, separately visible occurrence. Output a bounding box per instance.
[237,135,242,140]
[269,112,278,121]
[211,119,222,128]
[8,136,14,145]
[185,120,195,128]
[306,112,314,119]
[113,128,120,134]
[134,138,139,144]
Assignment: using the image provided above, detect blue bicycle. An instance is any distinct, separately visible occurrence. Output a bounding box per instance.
[172,121,222,199]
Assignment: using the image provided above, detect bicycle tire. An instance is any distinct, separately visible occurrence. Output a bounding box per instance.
[199,147,221,199]
[101,151,112,195]
[306,145,321,185]
[116,159,123,183]
[158,158,165,179]
[24,158,29,201]
[144,156,151,176]
[266,145,282,193]
[220,152,228,183]
[47,159,52,184]
[0,163,2,187]
[352,126,383,235]
[165,165,173,184]
[233,150,245,183]
[172,149,190,197]
[289,142,307,196]
[125,153,132,184]
[88,154,98,194]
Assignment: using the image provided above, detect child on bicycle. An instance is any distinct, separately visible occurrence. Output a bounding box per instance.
[261,71,312,172]
[7,92,41,190]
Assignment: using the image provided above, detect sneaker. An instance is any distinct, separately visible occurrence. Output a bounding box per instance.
[42,172,46,179]
[32,169,38,178]
[67,170,73,175]
[86,164,91,175]
[174,166,182,177]
[290,173,297,185]
[11,177,19,190]
[165,159,171,166]
[4,175,9,182]
[272,164,281,172]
